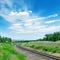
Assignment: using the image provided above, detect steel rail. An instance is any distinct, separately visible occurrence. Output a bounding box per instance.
[16,45,60,60]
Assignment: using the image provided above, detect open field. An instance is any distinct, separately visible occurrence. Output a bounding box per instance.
[21,41,60,57]
[0,43,27,60]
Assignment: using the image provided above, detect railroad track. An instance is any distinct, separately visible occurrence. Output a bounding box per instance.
[16,45,60,60]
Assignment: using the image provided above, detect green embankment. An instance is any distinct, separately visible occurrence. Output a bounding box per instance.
[22,41,60,53]
[0,43,27,60]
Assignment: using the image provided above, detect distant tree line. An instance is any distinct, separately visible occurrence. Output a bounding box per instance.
[14,40,38,43]
[14,31,60,42]
[38,31,60,41]
[0,36,12,43]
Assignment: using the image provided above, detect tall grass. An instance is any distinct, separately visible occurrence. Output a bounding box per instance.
[22,41,60,53]
[0,43,27,60]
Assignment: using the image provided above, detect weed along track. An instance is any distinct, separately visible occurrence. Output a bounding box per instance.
[15,45,60,60]
[0,43,27,60]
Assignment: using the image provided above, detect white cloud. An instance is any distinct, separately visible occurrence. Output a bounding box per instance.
[0,0,60,40]
[45,26,60,32]
[45,20,60,24]
[0,0,29,16]
[1,10,58,23]
[1,11,30,22]
[9,23,23,30]
[24,23,32,27]
[0,0,12,7]
[5,11,59,34]
[0,0,13,15]
[9,11,30,16]
[47,14,58,18]
[0,6,59,34]
[8,22,60,34]
[1,11,44,23]
[32,25,60,33]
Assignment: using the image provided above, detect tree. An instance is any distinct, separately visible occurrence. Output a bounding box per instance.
[0,36,12,43]
[38,31,60,41]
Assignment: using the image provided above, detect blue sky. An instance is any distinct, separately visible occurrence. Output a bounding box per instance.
[0,0,60,40]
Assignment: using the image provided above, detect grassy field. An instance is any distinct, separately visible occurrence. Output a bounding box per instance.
[0,43,27,60]
[22,41,60,57]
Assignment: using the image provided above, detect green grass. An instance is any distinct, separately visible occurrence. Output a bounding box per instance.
[0,43,27,60]
[22,41,60,53]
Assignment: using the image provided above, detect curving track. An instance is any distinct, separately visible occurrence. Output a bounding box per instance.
[14,45,60,60]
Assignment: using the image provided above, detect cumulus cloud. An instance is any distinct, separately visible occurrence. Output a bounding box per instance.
[0,0,29,16]
[9,22,60,33]
[1,11,31,22]
[1,0,60,40]
[0,0,59,34]
[1,10,58,33]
